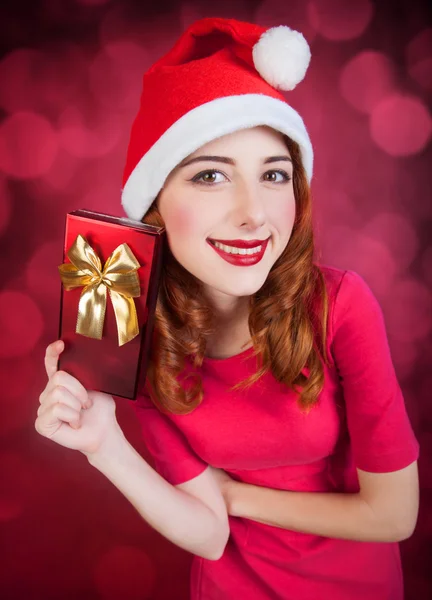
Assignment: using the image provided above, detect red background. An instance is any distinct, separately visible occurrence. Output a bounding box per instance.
[0,0,431,598]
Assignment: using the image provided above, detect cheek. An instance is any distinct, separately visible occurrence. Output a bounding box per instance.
[164,204,209,252]
[167,206,194,236]
[285,201,296,225]
[269,197,296,229]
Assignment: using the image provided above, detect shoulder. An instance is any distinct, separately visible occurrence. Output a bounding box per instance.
[318,263,352,295]
[317,265,384,362]
[318,264,375,310]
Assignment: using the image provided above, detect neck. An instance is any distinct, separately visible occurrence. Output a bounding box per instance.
[211,296,250,324]
[204,294,252,358]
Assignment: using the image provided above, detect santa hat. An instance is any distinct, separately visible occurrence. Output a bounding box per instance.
[121,17,313,221]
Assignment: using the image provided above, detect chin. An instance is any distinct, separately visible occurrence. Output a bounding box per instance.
[211,277,269,298]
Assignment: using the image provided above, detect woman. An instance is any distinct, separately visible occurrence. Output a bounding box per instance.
[35,17,420,599]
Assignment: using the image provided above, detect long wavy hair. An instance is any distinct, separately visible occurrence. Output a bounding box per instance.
[141,134,331,416]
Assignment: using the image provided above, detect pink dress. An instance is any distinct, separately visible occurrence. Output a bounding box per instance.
[132,266,420,600]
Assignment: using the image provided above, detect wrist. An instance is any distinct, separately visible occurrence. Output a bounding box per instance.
[84,425,129,468]
[227,480,244,517]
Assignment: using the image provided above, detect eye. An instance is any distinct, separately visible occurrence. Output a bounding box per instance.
[262,169,291,184]
[190,170,227,185]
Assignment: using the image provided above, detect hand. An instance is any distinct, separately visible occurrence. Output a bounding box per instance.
[208,466,238,515]
[35,340,124,458]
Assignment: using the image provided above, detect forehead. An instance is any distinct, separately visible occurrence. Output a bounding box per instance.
[186,126,289,158]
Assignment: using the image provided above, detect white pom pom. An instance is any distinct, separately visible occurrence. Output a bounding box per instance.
[252,26,311,91]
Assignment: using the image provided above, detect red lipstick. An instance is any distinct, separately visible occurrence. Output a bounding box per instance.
[206,237,270,267]
[208,238,269,249]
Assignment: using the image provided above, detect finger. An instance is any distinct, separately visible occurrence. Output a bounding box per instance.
[44,340,64,380]
[36,402,81,434]
[37,385,83,417]
[50,402,82,430]
[48,370,90,409]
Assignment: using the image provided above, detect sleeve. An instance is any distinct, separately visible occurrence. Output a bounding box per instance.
[131,388,208,486]
[330,269,420,473]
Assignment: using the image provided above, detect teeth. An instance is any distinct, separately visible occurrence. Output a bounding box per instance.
[213,241,262,255]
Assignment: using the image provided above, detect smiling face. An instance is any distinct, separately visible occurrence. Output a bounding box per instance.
[156,126,296,313]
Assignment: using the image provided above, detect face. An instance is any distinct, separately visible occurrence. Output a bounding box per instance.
[156,126,296,311]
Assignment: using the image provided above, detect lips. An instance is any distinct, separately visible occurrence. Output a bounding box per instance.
[207,237,269,267]
[208,237,270,249]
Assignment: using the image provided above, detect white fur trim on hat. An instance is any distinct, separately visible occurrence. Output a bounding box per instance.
[252,26,311,91]
[121,94,313,221]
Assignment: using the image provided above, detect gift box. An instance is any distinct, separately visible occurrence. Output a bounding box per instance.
[58,209,166,399]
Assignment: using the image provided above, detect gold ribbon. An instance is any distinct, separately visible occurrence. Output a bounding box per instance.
[58,234,141,346]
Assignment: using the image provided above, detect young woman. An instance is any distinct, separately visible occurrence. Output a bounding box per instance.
[35,17,420,600]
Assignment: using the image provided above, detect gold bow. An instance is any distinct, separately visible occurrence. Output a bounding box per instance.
[58,234,141,346]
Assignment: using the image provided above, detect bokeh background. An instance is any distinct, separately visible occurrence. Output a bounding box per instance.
[0,0,431,598]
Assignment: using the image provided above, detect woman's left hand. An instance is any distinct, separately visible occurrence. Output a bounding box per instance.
[208,466,238,514]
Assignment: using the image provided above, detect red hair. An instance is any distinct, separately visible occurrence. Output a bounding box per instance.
[142,135,331,415]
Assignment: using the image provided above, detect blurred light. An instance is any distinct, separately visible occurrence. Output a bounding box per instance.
[362,212,419,271]
[307,0,373,41]
[406,27,432,64]
[315,190,362,230]
[0,453,30,520]
[389,341,419,380]
[80,179,121,215]
[339,51,396,114]
[0,45,87,116]
[93,545,157,600]
[99,5,179,60]
[25,241,63,310]
[99,4,136,47]
[76,0,110,5]
[401,390,420,431]
[408,59,432,92]
[0,175,12,236]
[406,28,432,91]
[31,44,87,112]
[0,49,42,113]
[88,41,148,111]
[42,148,80,192]
[347,234,398,295]
[0,112,58,179]
[58,107,122,159]
[421,246,432,288]
[0,291,44,358]
[370,94,431,156]
[319,225,397,293]
[181,0,251,29]
[253,0,317,42]
[418,375,432,410]
[392,160,432,220]
[1,358,41,403]
[384,278,432,343]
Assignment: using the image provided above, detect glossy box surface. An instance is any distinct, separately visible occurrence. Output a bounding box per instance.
[58,210,165,399]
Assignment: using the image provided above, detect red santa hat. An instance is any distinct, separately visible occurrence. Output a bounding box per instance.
[121,17,313,221]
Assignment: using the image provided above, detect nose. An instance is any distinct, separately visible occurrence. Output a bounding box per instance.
[233,183,266,231]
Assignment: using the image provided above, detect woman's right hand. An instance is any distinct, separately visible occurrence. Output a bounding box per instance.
[35,340,123,457]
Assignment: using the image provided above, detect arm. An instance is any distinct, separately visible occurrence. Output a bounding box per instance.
[217,271,413,543]
[87,427,229,560]
[36,342,229,561]
[222,461,419,543]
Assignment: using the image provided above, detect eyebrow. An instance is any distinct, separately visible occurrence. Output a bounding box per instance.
[178,155,292,168]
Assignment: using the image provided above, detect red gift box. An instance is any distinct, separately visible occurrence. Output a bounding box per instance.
[58,209,165,399]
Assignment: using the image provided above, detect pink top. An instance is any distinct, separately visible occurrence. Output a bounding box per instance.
[133,265,420,600]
